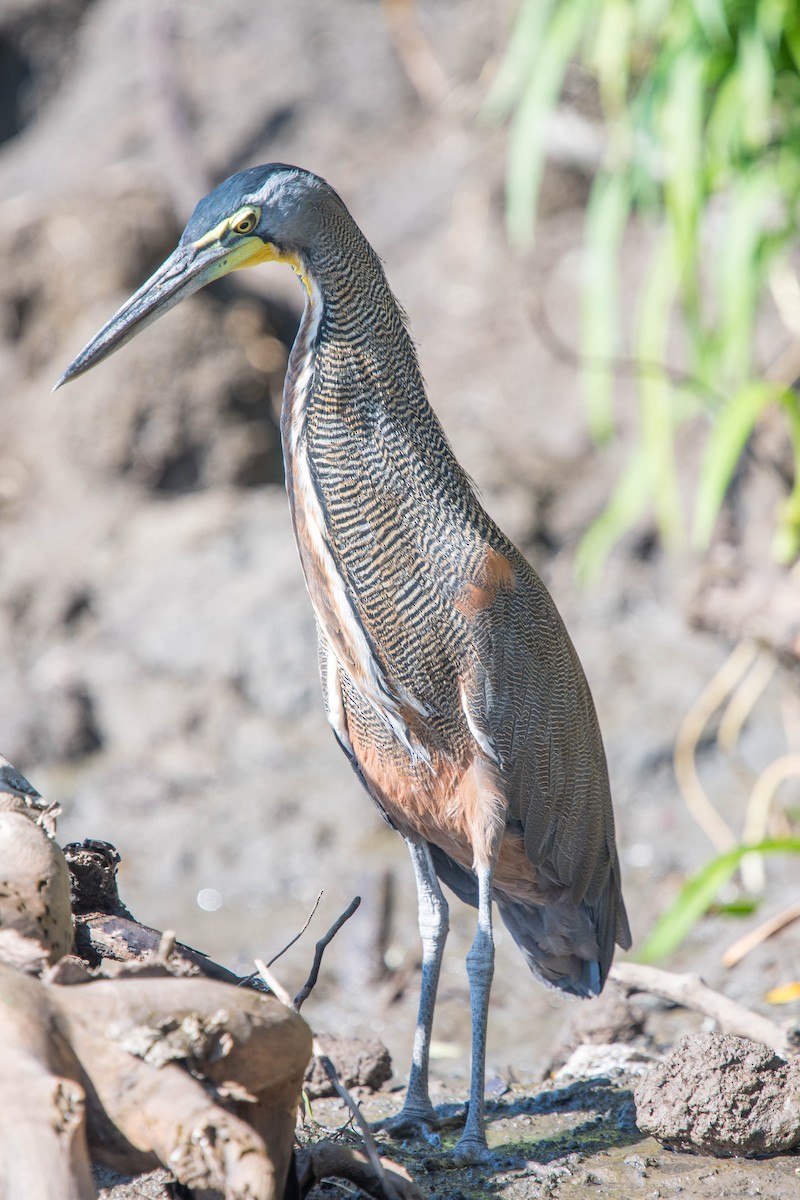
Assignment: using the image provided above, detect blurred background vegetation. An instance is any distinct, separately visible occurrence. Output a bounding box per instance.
[487,0,800,957]
[489,0,800,578]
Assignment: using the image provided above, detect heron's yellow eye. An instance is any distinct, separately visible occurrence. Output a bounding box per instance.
[232,210,258,236]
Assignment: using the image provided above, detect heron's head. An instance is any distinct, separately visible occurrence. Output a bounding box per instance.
[56,164,336,388]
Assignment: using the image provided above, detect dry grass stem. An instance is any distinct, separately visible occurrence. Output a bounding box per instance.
[253,959,294,1008]
[312,1041,402,1200]
[674,641,759,854]
[721,901,800,969]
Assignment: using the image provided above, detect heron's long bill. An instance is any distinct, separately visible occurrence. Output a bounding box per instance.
[54,239,245,390]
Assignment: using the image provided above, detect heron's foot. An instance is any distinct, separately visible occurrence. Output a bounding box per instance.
[451,1132,493,1165]
[374,1103,442,1147]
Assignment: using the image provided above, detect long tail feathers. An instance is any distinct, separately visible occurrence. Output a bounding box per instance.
[496,894,604,997]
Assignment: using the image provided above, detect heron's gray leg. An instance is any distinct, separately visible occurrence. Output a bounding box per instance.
[404,838,449,1118]
[454,861,495,1161]
[378,837,448,1140]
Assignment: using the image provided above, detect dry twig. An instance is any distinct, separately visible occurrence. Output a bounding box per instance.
[722,901,800,969]
[267,891,324,968]
[254,895,397,1199]
[253,959,293,1008]
[742,754,800,853]
[381,0,449,111]
[673,642,758,855]
[717,650,776,754]
[313,1042,402,1200]
[526,287,727,408]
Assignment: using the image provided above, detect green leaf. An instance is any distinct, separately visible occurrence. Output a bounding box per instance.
[639,838,800,963]
[659,49,705,280]
[711,897,761,915]
[692,381,784,548]
[494,0,800,568]
[505,0,592,247]
[581,171,633,440]
[773,390,800,562]
[634,0,673,39]
[755,0,790,51]
[785,20,800,74]
[689,0,730,45]
[706,69,747,179]
[589,0,633,115]
[716,171,779,387]
[576,448,652,582]
[737,25,774,149]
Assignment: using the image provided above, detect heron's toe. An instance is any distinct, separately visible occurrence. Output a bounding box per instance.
[451,1134,493,1165]
[374,1106,442,1147]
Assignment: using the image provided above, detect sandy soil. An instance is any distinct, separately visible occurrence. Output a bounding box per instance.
[1,1,799,1196]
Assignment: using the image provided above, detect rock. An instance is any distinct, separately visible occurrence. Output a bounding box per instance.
[305,1033,392,1097]
[634,1033,800,1157]
[555,1042,655,1082]
[547,978,648,1072]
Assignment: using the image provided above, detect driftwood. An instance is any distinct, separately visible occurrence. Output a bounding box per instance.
[0,961,310,1199]
[297,1140,421,1199]
[66,837,247,984]
[610,962,795,1055]
[0,780,312,1200]
[0,793,72,963]
[0,962,94,1200]
[0,759,421,1200]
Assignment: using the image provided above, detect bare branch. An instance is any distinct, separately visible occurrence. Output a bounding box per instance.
[292,897,362,1013]
[381,0,449,112]
[525,287,727,407]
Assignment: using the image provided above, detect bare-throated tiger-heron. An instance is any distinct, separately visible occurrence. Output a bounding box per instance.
[58,164,631,1161]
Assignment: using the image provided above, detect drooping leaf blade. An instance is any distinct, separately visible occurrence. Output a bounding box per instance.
[576,447,652,581]
[692,381,784,548]
[716,171,779,387]
[773,390,800,562]
[640,838,800,962]
[582,170,633,440]
[636,232,682,546]
[659,48,705,282]
[482,0,560,122]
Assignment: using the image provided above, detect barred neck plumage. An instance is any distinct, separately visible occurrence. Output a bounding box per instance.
[277,198,489,757]
[280,199,471,502]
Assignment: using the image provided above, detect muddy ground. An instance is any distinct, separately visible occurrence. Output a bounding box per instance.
[1,0,800,1196]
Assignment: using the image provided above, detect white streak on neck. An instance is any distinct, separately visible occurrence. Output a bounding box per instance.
[283,277,430,766]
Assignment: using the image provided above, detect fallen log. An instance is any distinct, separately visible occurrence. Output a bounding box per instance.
[0,758,420,1199]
